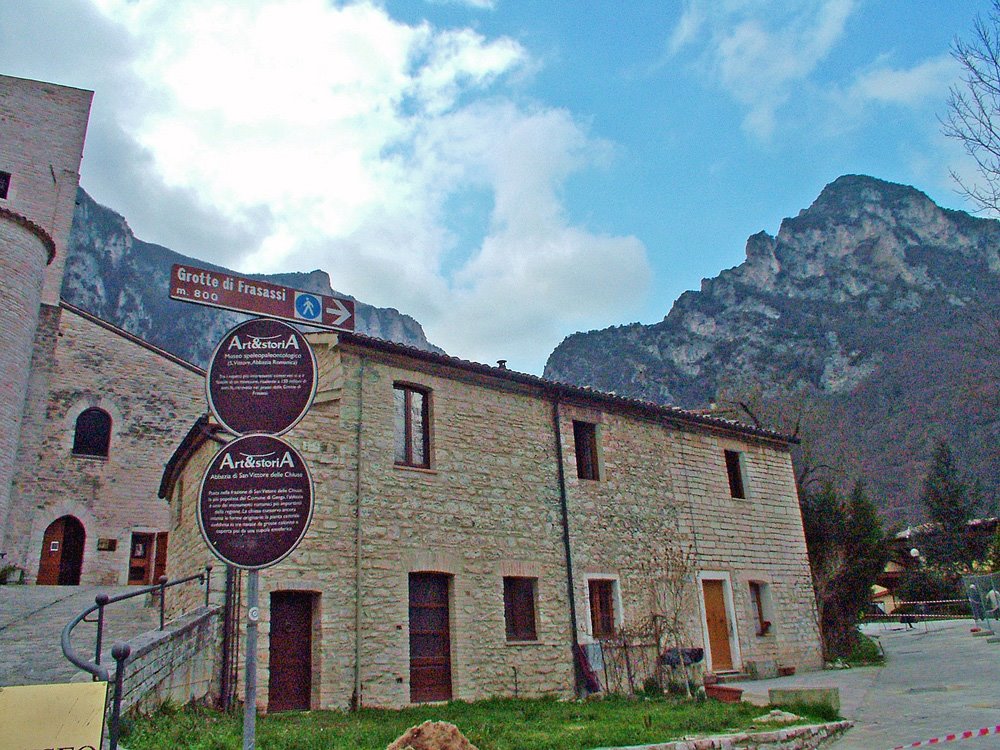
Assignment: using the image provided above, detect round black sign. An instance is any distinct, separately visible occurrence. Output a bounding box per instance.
[207,318,317,436]
[197,434,314,569]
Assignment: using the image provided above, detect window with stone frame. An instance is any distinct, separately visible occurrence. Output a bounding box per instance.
[588,578,617,638]
[724,449,748,499]
[749,581,774,636]
[0,171,10,200]
[72,407,112,457]
[503,576,538,641]
[394,383,430,468]
[573,420,600,480]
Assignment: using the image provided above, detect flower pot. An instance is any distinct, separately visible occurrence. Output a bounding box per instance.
[777,665,796,677]
[704,684,743,703]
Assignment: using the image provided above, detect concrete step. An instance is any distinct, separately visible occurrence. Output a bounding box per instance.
[715,671,751,684]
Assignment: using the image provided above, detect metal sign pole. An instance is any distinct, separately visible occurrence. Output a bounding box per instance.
[243,569,260,750]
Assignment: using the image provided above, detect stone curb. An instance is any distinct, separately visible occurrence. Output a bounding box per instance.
[591,720,853,750]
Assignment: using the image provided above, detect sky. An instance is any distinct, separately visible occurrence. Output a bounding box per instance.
[0,0,992,373]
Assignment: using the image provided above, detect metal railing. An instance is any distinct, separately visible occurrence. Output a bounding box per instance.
[61,565,213,750]
[865,598,970,620]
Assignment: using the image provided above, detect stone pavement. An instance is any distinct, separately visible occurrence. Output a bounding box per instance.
[728,619,1000,750]
[0,585,160,686]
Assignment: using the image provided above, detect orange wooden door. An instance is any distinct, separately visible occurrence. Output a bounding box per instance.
[37,518,66,585]
[409,573,452,702]
[37,516,84,585]
[702,579,733,671]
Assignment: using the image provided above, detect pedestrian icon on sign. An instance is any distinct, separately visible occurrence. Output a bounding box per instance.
[295,292,321,321]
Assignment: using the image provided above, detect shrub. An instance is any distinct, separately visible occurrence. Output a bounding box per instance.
[846,632,883,665]
[0,564,24,585]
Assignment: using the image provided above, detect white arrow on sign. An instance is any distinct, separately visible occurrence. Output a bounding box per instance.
[326,298,352,326]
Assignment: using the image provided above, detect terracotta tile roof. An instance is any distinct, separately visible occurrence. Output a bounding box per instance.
[335,330,795,445]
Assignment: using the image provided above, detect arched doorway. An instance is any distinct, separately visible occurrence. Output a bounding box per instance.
[37,516,85,585]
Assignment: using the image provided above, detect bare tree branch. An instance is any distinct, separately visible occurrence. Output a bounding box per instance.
[943,1,1000,215]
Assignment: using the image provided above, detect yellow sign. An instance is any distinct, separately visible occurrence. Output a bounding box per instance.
[0,682,107,750]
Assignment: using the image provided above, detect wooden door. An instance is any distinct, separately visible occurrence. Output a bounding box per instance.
[702,579,733,671]
[37,516,85,585]
[268,591,313,712]
[128,532,155,585]
[153,532,169,581]
[409,573,452,702]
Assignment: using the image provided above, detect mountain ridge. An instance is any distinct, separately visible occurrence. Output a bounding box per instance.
[62,188,442,368]
[545,175,1000,522]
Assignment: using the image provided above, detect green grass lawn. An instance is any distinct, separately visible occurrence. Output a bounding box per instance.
[122,695,833,750]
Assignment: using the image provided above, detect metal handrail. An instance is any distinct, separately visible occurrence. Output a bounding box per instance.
[60,565,213,750]
[61,565,213,679]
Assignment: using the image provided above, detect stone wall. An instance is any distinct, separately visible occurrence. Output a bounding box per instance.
[7,305,204,583]
[0,221,49,542]
[0,74,92,305]
[0,74,91,550]
[164,333,822,712]
[117,605,223,713]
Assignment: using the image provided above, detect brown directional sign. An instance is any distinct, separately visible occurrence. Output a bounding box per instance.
[169,262,355,332]
[198,434,314,569]
[207,318,317,436]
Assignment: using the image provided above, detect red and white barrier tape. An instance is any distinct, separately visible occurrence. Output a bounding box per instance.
[890,725,1000,749]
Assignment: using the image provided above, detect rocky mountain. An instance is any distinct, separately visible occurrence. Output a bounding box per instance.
[62,188,441,368]
[545,175,1000,523]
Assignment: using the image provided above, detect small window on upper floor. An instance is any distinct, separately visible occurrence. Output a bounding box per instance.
[573,420,600,480]
[0,171,10,200]
[724,449,747,499]
[73,407,112,457]
[503,576,538,641]
[394,383,430,468]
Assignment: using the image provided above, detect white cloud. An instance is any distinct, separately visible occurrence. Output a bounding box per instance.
[667,6,704,56]
[669,0,857,138]
[850,55,957,106]
[62,0,649,372]
[426,0,497,9]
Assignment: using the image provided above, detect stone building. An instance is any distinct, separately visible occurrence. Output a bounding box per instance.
[7,301,205,585]
[0,74,205,586]
[2,72,823,708]
[161,331,824,711]
[0,74,91,546]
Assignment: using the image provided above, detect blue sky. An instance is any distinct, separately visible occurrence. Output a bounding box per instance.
[0,1,990,373]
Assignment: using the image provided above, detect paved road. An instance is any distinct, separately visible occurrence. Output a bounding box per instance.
[0,585,159,685]
[730,619,1000,750]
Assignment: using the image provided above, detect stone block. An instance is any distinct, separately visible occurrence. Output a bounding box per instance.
[745,659,778,679]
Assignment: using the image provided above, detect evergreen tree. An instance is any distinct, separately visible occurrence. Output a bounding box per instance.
[800,481,887,659]
[922,440,977,571]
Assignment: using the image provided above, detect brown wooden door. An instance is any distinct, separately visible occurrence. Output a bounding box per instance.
[268,591,313,712]
[37,516,85,585]
[409,573,452,702]
[128,532,155,584]
[702,579,733,671]
[153,532,169,581]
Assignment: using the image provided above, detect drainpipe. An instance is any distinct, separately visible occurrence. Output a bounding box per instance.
[353,354,366,710]
[551,398,582,696]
